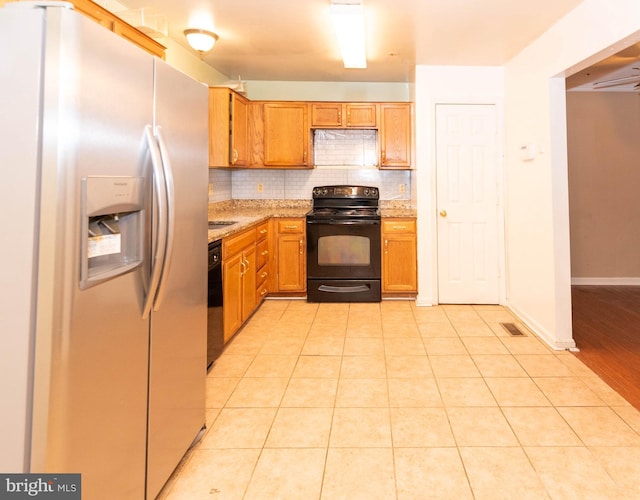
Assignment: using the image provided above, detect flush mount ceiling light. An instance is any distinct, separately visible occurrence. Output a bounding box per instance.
[331,1,367,69]
[184,28,219,56]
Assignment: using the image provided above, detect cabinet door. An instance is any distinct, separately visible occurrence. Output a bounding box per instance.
[382,219,417,293]
[380,103,412,168]
[346,103,377,127]
[382,235,417,292]
[263,102,309,167]
[311,103,343,127]
[222,252,243,342]
[208,88,231,167]
[230,92,249,166]
[277,233,306,292]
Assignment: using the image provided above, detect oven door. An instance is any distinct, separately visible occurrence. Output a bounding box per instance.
[306,218,381,280]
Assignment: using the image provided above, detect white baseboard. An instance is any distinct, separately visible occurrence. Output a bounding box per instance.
[571,277,640,286]
[505,302,577,351]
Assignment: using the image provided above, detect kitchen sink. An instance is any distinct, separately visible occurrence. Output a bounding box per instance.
[208,220,238,230]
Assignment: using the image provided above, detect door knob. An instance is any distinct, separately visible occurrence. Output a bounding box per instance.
[439,210,447,217]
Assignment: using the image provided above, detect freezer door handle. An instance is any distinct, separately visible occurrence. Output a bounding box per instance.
[142,125,168,319]
[152,126,175,311]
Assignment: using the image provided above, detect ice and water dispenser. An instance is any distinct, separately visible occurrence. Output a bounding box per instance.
[80,176,145,289]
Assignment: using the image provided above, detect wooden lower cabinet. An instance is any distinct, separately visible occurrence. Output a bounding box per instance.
[255,221,270,304]
[222,227,257,342]
[274,219,306,293]
[382,218,417,294]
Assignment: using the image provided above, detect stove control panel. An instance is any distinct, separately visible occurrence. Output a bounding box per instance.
[312,185,379,199]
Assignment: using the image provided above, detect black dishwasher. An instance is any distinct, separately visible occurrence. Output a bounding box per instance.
[207,240,223,370]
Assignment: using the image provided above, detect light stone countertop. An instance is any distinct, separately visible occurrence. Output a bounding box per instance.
[207,200,416,243]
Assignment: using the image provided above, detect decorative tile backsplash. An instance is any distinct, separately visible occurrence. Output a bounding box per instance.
[313,129,378,167]
[208,168,411,202]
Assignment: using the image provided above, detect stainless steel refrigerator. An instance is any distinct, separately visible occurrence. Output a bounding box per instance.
[0,2,208,498]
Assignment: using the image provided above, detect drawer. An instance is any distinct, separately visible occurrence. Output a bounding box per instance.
[256,221,269,242]
[257,238,269,269]
[277,219,304,233]
[223,226,256,257]
[256,265,268,287]
[382,218,416,234]
[256,282,269,302]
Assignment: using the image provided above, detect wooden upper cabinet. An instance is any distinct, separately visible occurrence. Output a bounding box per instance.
[70,0,165,59]
[380,103,412,169]
[263,102,310,168]
[310,102,377,128]
[209,88,249,167]
[311,103,343,127]
[230,92,249,166]
[346,103,377,127]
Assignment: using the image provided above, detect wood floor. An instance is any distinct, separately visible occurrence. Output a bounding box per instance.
[571,285,640,409]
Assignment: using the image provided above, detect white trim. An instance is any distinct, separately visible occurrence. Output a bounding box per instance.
[506,301,577,351]
[415,294,435,307]
[571,277,640,286]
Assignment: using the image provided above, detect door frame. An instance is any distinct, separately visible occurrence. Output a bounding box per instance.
[427,99,507,306]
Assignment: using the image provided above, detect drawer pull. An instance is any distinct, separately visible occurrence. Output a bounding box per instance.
[260,288,268,296]
[392,225,407,230]
[260,272,267,279]
[260,229,267,234]
[299,239,303,254]
[284,225,298,230]
[261,250,269,256]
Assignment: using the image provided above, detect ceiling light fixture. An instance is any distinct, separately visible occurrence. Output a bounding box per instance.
[184,28,219,56]
[331,1,367,69]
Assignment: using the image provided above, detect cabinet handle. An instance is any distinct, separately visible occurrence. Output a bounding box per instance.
[299,239,303,254]
[347,112,350,126]
[381,151,386,162]
[260,288,268,296]
[244,256,250,270]
[260,272,268,279]
[303,150,307,164]
[260,229,267,234]
[284,225,298,230]
[240,259,246,276]
[261,250,268,256]
[392,225,407,230]
[384,239,388,254]
[338,111,342,123]
[232,149,238,164]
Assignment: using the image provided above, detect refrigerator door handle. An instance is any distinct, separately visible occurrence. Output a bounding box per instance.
[142,125,168,319]
[152,126,175,311]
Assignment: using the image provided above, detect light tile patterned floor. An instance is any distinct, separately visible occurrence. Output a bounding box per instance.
[159,301,640,499]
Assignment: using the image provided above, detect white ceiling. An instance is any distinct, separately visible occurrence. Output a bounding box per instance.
[118,0,586,83]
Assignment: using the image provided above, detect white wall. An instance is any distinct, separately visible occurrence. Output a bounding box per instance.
[414,66,505,306]
[163,38,229,86]
[567,91,640,283]
[504,0,640,349]
[243,81,412,102]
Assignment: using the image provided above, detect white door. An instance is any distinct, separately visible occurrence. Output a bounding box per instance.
[436,104,500,304]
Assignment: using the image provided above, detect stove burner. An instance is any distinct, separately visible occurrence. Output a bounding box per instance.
[308,185,381,221]
[309,207,380,218]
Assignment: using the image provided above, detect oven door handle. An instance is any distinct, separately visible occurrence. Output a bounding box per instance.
[318,284,371,293]
[306,219,380,225]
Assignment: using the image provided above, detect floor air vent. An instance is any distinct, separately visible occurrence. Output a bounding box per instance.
[500,322,526,336]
